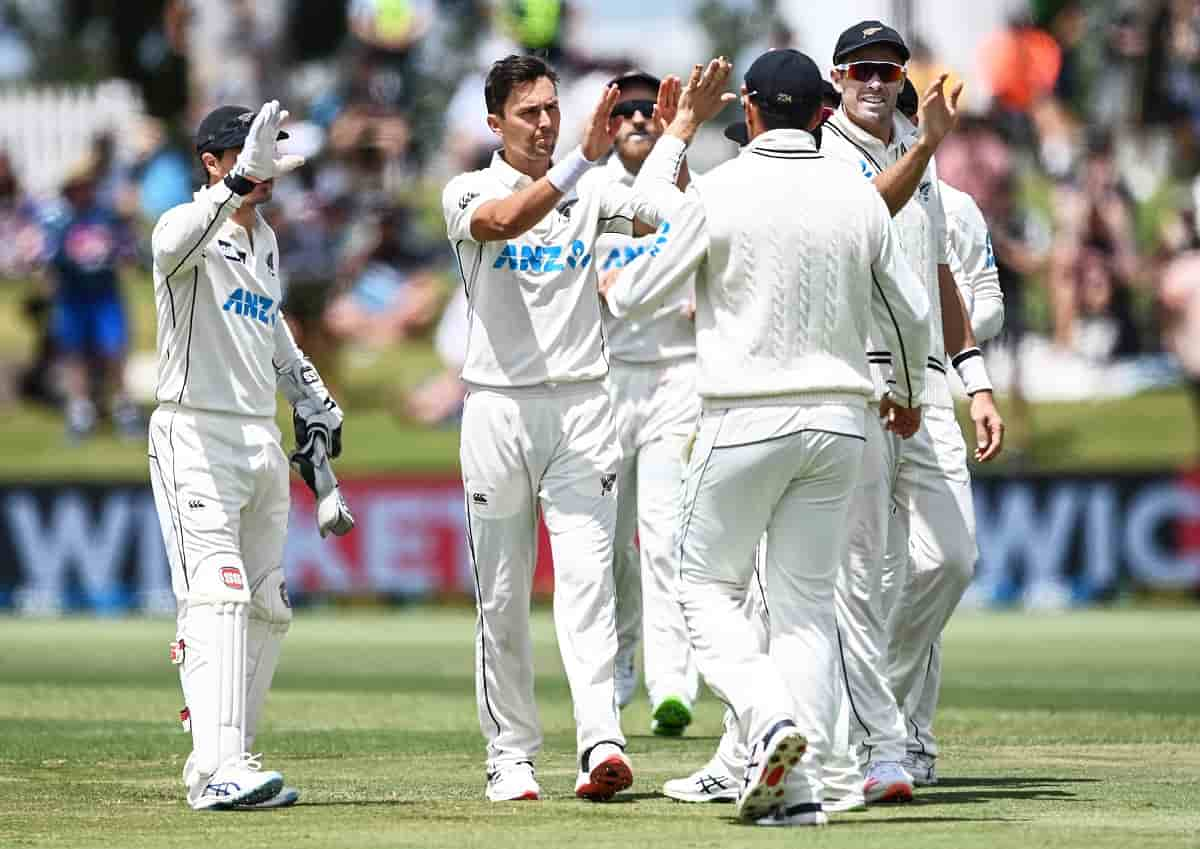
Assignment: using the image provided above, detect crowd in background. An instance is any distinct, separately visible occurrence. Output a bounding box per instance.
[1,0,1200,446]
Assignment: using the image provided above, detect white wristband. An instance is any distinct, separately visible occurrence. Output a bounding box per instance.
[546,146,594,193]
[952,347,993,395]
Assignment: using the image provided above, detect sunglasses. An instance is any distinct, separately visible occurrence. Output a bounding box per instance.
[611,99,656,120]
[836,61,906,84]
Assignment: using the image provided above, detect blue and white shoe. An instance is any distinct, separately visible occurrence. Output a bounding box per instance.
[190,753,284,811]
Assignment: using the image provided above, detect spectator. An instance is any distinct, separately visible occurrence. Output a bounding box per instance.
[1160,249,1200,456]
[403,283,467,426]
[40,157,140,441]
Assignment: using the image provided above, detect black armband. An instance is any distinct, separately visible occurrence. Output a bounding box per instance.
[223,172,255,196]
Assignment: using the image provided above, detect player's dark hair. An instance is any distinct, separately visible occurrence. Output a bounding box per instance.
[485,54,559,116]
[752,97,820,133]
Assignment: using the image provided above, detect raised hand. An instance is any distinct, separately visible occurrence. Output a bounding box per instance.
[675,57,737,131]
[917,73,963,149]
[581,84,623,161]
[652,75,682,134]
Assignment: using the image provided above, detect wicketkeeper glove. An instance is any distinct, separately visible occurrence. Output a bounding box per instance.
[227,100,306,190]
[291,429,355,538]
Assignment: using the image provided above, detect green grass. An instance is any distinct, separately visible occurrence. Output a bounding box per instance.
[1,609,1198,848]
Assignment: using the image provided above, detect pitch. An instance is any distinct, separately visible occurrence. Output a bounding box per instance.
[1,608,1197,848]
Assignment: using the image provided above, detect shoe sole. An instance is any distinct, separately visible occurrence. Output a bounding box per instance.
[576,756,633,801]
[238,786,300,809]
[824,797,868,813]
[652,699,693,737]
[864,781,914,803]
[194,774,283,812]
[487,791,540,802]
[736,730,807,822]
[755,811,829,827]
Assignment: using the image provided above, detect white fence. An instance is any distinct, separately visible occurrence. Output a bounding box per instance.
[0,80,145,197]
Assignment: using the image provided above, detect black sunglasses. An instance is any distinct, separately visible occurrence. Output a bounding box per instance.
[611,99,656,120]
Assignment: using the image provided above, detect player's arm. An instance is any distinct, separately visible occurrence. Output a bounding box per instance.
[941,265,1005,462]
[461,85,624,242]
[869,195,930,414]
[948,201,1005,342]
[873,75,962,216]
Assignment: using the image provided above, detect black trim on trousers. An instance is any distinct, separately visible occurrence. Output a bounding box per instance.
[463,492,503,739]
[163,413,190,592]
[836,623,874,761]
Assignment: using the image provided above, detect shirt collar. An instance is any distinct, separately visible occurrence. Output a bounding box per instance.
[489,150,534,190]
[830,106,915,157]
[743,128,819,154]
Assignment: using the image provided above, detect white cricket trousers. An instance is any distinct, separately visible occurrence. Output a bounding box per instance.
[881,403,977,759]
[148,404,293,788]
[609,357,699,708]
[835,402,976,767]
[678,404,864,804]
[460,380,625,773]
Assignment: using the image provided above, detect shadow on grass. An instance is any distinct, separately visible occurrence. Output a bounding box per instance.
[934,776,1101,788]
[830,816,1032,827]
[627,735,721,743]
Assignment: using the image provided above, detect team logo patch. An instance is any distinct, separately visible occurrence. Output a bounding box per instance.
[219,566,244,590]
[458,191,479,210]
[863,26,883,36]
[266,251,275,274]
[217,239,248,264]
[169,639,186,665]
[279,581,291,609]
[917,181,932,203]
[472,492,489,506]
[601,474,616,496]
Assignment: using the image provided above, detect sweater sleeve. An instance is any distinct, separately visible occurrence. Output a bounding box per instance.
[868,193,930,407]
[152,182,245,283]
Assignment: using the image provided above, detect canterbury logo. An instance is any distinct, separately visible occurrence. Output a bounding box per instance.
[459,191,479,210]
[187,499,204,509]
[472,492,488,505]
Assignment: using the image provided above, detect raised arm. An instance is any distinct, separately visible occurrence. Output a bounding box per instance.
[873,75,961,216]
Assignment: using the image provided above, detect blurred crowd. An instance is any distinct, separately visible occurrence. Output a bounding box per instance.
[1,0,1200,447]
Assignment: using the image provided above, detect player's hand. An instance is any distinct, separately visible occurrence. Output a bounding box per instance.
[581,84,623,161]
[880,395,922,439]
[917,73,963,148]
[652,75,682,134]
[233,101,306,181]
[673,57,736,136]
[969,390,1005,462]
[290,431,355,537]
[597,267,620,301]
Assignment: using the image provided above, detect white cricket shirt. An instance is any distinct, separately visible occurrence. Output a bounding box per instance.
[579,155,696,364]
[942,180,1004,344]
[442,151,636,388]
[822,108,951,405]
[151,183,287,418]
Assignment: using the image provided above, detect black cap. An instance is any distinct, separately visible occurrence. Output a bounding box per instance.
[608,70,662,94]
[897,78,918,119]
[195,105,289,154]
[833,20,910,65]
[723,49,823,147]
[822,79,842,107]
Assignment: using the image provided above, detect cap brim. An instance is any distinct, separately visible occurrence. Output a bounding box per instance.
[834,37,910,65]
[723,121,749,146]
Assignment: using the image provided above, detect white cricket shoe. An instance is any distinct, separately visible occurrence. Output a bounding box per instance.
[902,752,938,786]
[662,756,739,803]
[615,653,637,709]
[189,753,284,811]
[239,786,301,809]
[824,792,867,813]
[576,742,633,801]
[486,761,540,801]
[754,802,828,827]
[736,719,807,822]
[863,760,915,803]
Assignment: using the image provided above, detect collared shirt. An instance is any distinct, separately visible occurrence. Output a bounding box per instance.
[580,154,696,364]
[822,107,950,404]
[442,150,637,388]
[616,129,929,411]
[942,180,1004,344]
[151,183,286,417]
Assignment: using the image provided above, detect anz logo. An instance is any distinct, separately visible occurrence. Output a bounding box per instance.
[600,222,672,270]
[493,239,591,273]
[222,288,277,326]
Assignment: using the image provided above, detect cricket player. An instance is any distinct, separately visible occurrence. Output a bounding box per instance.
[817,20,1004,803]
[578,69,700,735]
[442,54,673,803]
[887,80,1005,786]
[149,101,354,810]
[608,53,931,826]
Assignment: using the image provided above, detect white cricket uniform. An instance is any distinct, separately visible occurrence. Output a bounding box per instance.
[442,151,635,773]
[820,107,976,772]
[617,130,929,805]
[883,181,1004,761]
[149,181,297,799]
[579,154,699,710]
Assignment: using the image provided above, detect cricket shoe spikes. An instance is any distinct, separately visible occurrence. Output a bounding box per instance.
[576,742,633,801]
[901,752,938,786]
[736,719,807,822]
[486,762,540,801]
[863,760,915,803]
[662,756,738,803]
[754,802,829,827]
[190,753,284,811]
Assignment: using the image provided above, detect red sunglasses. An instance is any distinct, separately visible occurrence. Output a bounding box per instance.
[836,61,906,84]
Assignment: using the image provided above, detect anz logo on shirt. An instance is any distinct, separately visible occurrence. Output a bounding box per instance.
[222,288,277,326]
[599,222,672,270]
[493,239,591,273]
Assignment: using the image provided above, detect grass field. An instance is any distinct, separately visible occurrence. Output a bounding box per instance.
[1,609,1198,849]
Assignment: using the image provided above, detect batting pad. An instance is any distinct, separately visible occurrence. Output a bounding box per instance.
[179,601,249,780]
[245,570,292,750]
